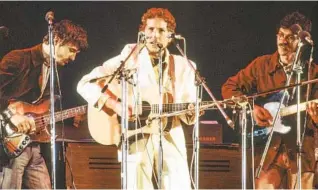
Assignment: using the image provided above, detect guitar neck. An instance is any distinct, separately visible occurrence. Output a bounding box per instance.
[151,101,216,114]
[41,105,87,123]
[280,99,318,117]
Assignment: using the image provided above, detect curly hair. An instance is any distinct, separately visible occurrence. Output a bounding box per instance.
[279,11,312,32]
[43,20,88,50]
[139,8,176,32]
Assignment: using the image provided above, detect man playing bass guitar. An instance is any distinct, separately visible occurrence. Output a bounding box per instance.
[0,19,88,189]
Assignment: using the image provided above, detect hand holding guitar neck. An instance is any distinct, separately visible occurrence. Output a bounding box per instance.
[307,101,318,123]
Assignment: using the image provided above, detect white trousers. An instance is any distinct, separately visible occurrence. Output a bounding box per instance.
[119,133,191,190]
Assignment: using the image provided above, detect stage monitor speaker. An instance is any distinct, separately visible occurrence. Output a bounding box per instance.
[65,143,120,189]
[65,142,241,189]
[187,144,241,189]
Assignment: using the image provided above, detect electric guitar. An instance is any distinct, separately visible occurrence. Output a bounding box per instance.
[87,100,228,145]
[250,98,318,138]
[1,100,87,158]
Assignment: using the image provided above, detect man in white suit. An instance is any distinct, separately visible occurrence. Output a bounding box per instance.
[77,7,198,189]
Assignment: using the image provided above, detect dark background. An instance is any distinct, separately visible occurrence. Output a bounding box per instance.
[1,1,318,143]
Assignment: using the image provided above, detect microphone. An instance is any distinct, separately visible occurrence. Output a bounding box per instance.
[45,11,55,25]
[89,69,138,83]
[298,31,313,46]
[290,24,302,35]
[167,33,184,40]
[137,31,146,44]
[157,43,163,49]
[0,26,9,38]
[89,78,99,83]
[138,31,145,37]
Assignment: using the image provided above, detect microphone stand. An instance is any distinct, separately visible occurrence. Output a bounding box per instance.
[293,41,310,189]
[102,44,144,94]
[120,67,129,190]
[245,78,318,101]
[173,39,234,190]
[193,84,202,189]
[47,18,57,189]
[232,77,318,188]
[98,43,144,189]
[157,44,164,189]
[89,32,145,85]
[239,100,249,189]
[173,41,235,128]
[255,40,307,188]
[242,104,248,190]
[227,95,250,190]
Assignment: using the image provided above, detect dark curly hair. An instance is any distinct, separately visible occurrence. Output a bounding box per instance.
[139,8,176,32]
[279,11,312,32]
[43,20,88,50]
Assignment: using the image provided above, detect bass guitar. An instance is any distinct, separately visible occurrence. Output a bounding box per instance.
[1,100,87,158]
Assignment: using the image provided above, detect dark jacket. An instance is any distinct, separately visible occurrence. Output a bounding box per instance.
[0,44,46,111]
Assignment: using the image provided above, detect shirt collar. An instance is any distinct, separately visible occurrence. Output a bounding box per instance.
[268,51,284,74]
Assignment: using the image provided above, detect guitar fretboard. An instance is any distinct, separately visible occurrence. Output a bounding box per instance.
[150,101,218,114]
[35,105,87,126]
[280,99,318,117]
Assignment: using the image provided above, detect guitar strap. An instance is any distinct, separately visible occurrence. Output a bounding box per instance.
[164,55,175,133]
[168,54,176,93]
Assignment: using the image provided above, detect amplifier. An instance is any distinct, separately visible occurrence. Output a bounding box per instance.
[65,143,120,189]
[187,144,241,189]
[184,120,223,144]
[65,142,241,189]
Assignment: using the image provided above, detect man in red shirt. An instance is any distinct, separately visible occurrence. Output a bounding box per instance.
[222,11,318,189]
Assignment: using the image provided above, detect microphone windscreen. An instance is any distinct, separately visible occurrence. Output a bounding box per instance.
[289,24,302,34]
[0,26,9,38]
[298,31,313,45]
[156,43,163,49]
[45,11,54,22]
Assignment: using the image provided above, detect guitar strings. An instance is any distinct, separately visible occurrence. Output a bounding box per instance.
[31,106,87,128]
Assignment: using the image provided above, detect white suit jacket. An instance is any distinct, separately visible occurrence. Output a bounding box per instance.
[77,44,197,152]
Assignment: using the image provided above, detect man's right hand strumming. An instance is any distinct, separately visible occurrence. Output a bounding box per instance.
[10,114,35,134]
[253,104,273,127]
[5,101,36,134]
[102,96,132,117]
